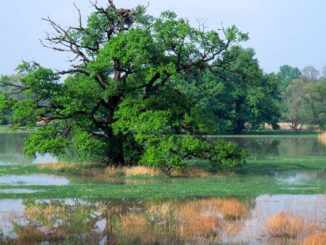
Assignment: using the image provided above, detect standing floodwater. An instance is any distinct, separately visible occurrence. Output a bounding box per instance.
[0,134,326,244]
[0,196,325,244]
[0,133,57,165]
[2,133,325,164]
[219,135,326,159]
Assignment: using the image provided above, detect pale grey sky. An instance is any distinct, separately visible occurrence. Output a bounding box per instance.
[0,0,325,74]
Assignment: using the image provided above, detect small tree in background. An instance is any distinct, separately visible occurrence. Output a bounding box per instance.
[284,77,326,130]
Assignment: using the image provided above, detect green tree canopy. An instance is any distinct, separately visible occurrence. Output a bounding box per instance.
[0,75,26,124]
[276,65,302,120]
[277,65,301,91]
[0,2,248,170]
[184,46,281,133]
[284,77,326,130]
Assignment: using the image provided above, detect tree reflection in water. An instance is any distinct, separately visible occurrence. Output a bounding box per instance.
[2,195,326,244]
[4,198,248,244]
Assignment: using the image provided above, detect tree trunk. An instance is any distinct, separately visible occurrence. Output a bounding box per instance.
[105,94,125,165]
[233,98,245,134]
[233,120,245,134]
[105,131,125,166]
[112,138,125,166]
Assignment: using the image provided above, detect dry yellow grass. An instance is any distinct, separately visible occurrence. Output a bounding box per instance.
[104,166,161,177]
[195,198,224,212]
[177,202,199,220]
[103,166,125,177]
[302,232,326,245]
[25,204,66,220]
[265,212,305,238]
[177,200,220,238]
[318,131,326,146]
[177,198,223,217]
[184,167,210,177]
[147,202,173,220]
[25,206,40,218]
[179,214,220,238]
[221,222,244,235]
[14,225,45,242]
[118,199,223,243]
[171,167,210,177]
[158,202,173,218]
[175,197,246,238]
[38,162,213,178]
[219,199,247,219]
[106,166,211,177]
[124,166,161,177]
[121,213,148,235]
[38,162,67,171]
[120,213,160,245]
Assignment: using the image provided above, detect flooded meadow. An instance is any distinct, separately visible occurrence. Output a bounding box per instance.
[0,133,326,244]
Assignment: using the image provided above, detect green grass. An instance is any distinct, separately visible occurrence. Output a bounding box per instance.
[0,174,319,200]
[0,164,46,175]
[241,157,326,173]
[0,156,325,200]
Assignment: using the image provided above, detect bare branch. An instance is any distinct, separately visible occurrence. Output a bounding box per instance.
[73,3,83,30]
[56,68,90,76]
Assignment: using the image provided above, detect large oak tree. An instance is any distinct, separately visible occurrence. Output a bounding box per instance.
[0,1,247,170]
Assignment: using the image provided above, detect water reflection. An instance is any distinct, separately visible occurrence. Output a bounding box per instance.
[0,189,41,194]
[1,134,326,164]
[32,153,58,164]
[0,134,25,164]
[274,171,319,185]
[0,134,58,165]
[221,136,326,159]
[0,175,69,186]
[0,133,326,165]
[233,195,326,244]
[271,170,326,192]
[0,195,325,244]
[0,199,25,239]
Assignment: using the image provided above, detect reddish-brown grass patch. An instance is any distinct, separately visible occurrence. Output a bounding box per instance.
[219,199,247,219]
[265,212,305,238]
[302,232,326,245]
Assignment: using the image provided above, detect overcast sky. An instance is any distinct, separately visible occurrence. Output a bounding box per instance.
[1,0,325,74]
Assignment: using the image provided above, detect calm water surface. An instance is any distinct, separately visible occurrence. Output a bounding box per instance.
[0,195,325,244]
[0,134,58,165]
[220,135,326,159]
[0,174,69,186]
[1,133,326,164]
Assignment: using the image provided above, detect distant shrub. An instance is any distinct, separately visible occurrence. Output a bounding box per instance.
[211,140,248,170]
